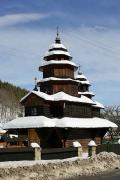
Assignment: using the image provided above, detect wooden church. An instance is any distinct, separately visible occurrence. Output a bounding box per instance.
[4,30,117,150]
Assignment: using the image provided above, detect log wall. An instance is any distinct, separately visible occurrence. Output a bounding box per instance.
[92,108,100,117]
[28,129,40,145]
[21,91,101,118]
[40,81,78,96]
[52,83,78,96]
[43,65,74,79]
[64,103,92,118]
[62,128,107,151]
[32,128,107,151]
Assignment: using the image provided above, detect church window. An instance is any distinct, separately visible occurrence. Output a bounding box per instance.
[31,107,37,116]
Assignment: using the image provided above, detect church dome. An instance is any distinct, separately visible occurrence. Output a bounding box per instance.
[44,29,72,60]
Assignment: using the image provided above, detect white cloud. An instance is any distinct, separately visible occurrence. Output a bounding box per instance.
[0,13,49,27]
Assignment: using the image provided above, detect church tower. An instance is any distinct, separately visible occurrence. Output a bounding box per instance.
[38,29,79,96]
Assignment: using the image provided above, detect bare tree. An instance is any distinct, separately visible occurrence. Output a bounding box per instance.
[102,105,120,137]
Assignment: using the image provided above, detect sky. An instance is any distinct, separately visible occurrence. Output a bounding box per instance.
[0,0,120,106]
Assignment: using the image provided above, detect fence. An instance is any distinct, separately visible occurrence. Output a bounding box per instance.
[0,147,35,161]
[42,147,78,160]
[1,144,120,162]
[96,144,120,155]
[0,147,80,162]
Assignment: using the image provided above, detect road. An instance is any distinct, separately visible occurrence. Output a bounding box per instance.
[68,169,120,180]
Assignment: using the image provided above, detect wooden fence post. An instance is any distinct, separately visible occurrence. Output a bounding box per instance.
[77,146,82,157]
[34,147,41,160]
[73,141,82,157]
[88,140,97,157]
[31,142,41,160]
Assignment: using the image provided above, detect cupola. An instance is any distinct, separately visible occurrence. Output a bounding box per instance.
[43,29,72,61]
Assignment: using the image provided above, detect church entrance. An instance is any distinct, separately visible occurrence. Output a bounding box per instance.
[48,129,62,148]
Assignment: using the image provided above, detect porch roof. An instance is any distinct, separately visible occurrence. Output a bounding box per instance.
[3,116,117,130]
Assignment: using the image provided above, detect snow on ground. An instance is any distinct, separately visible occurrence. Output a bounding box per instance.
[0,152,119,180]
[0,157,81,168]
[0,153,88,169]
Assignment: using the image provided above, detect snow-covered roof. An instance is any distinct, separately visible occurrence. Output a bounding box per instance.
[21,91,94,105]
[49,43,67,50]
[20,90,53,102]
[75,74,90,85]
[50,92,94,104]
[39,60,78,71]
[37,77,80,83]
[3,116,117,130]
[44,50,71,57]
[75,74,87,80]
[78,91,95,96]
[92,100,104,109]
[78,80,91,85]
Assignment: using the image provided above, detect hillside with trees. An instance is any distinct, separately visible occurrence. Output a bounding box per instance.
[0,80,28,123]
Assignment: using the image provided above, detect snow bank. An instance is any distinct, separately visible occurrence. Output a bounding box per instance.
[0,152,119,180]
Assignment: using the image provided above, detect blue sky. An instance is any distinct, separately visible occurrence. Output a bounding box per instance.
[0,0,120,106]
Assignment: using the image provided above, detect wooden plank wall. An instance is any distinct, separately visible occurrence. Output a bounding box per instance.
[43,65,74,79]
[64,103,92,118]
[54,66,74,78]
[28,129,40,146]
[53,83,78,96]
[64,128,103,151]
